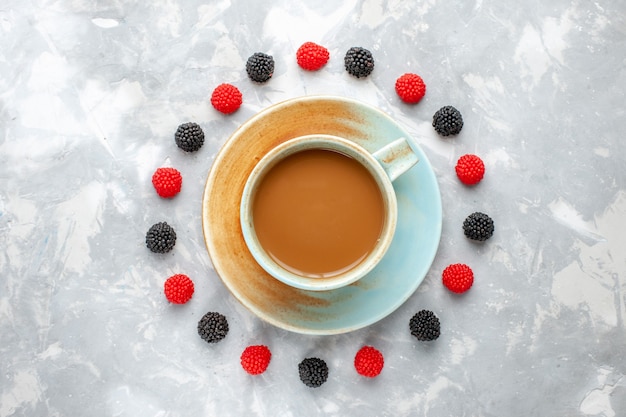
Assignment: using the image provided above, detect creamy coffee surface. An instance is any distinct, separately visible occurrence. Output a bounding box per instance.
[252,149,385,277]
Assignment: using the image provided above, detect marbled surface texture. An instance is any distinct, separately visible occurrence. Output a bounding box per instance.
[1,0,625,416]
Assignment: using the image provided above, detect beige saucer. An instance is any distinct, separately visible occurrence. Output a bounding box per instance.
[201,96,442,334]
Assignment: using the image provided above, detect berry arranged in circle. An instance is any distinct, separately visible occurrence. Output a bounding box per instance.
[354,346,384,378]
[344,46,375,78]
[197,312,229,344]
[246,52,275,83]
[211,83,243,114]
[463,212,494,241]
[395,73,426,104]
[409,310,441,341]
[442,263,474,294]
[432,105,464,136]
[145,222,177,253]
[298,357,329,388]
[175,122,205,152]
[455,154,485,185]
[147,42,493,381]
[151,167,182,198]
[164,274,194,304]
[240,345,272,375]
[296,42,330,71]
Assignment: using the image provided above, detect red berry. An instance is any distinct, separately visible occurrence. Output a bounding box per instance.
[164,274,194,304]
[210,83,242,114]
[455,154,485,185]
[354,346,384,378]
[442,263,474,294]
[152,167,182,198]
[240,345,272,375]
[296,42,330,71]
[395,73,426,104]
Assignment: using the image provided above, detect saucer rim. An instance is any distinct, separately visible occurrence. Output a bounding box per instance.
[202,95,442,335]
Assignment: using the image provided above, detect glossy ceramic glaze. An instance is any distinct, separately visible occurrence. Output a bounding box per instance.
[202,96,442,334]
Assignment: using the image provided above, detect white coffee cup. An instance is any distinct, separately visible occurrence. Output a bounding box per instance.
[240,134,418,291]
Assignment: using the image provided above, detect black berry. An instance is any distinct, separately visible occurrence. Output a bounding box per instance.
[246,52,274,83]
[409,310,441,341]
[145,222,176,253]
[344,47,375,78]
[432,105,464,136]
[175,122,205,152]
[298,357,329,388]
[197,312,229,343]
[463,212,494,241]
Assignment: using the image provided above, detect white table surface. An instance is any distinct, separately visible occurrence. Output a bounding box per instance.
[1,1,625,416]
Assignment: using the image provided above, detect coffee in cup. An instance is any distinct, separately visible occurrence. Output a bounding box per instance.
[240,134,418,291]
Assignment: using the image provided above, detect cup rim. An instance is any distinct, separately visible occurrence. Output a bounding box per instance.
[240,134,398,291]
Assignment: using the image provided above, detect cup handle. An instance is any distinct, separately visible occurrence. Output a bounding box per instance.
[372,137,419,182]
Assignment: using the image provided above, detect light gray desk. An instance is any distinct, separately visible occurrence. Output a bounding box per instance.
[1,1,625,416]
